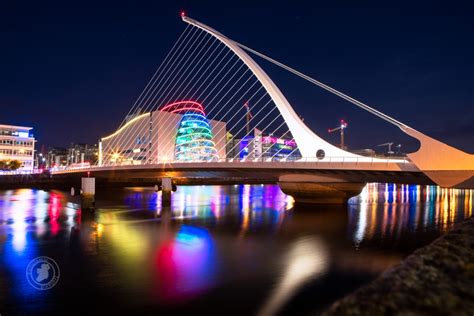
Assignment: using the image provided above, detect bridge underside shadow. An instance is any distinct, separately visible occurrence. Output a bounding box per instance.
[56,167,434,187]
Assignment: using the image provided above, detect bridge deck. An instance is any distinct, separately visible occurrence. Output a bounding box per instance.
[50,160,434,186]
[53,159,419,175]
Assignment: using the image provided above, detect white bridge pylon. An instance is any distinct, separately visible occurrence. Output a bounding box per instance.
[182,15,357,160]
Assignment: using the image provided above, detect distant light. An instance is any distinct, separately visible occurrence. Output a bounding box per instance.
[111,153,120,162]
[96,223,104,237]
[180,11,186,17]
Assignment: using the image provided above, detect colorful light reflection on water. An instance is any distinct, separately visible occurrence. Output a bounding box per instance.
[117,184,293,228]
[349,183,473,247]
[0,189,80,312]
[0,183,473,314]
[154,225,216,302]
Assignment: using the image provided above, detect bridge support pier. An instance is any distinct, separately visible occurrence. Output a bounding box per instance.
[81,177,95,210]
[161,177,173,205]
[278,174,365,204]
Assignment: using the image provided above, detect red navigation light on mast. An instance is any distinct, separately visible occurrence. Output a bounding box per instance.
[180,11,186,18]
[328,119,348,150]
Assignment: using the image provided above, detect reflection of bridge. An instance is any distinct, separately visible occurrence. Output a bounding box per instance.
[55,14,474,202]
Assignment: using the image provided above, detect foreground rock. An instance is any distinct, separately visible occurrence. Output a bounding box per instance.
[324,217,474,316]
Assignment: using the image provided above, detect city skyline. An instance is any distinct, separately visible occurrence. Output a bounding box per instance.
[1,1,473,152]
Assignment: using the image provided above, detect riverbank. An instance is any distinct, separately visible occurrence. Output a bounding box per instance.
[324,217,474,315]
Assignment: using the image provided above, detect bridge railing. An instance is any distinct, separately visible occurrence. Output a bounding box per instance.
[0,169,44,176]
[218,156,410,164]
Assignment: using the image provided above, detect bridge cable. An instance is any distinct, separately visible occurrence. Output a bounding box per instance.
[116,25,191,130]
[101,27,205,165]
[112,29,213,156]
[143,53,247,164]
[235,41,408,128]
[150,51,263,162]
[136,39,226,162]
[142,42,237,164]
[102,25,298,165]
[141,27,273,163]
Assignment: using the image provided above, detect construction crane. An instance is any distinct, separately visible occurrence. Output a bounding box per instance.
[378,142,395,155]
[328,119,348,149]
[243,101,253,135]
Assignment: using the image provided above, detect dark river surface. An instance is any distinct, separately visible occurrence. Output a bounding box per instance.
[0,184,472,315]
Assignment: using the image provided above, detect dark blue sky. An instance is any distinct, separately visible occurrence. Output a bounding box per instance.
[1,0,473,153]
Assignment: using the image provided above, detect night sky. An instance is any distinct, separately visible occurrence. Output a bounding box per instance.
[1,1,473,153]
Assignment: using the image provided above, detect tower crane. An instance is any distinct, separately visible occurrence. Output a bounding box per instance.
[243,101,253,135]
[378,142,395,155]
[328,119,348,149]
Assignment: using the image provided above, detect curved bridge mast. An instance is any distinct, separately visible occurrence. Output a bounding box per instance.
[182,15,359,159]
[182,15,474,187]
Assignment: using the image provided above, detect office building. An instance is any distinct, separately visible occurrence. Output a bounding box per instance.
[0,124,35,172]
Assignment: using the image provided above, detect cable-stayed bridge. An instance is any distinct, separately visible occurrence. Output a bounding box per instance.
[53,14,474,202]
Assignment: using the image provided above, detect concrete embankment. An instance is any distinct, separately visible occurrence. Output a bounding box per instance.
[0,173,67,190]
[324,217,474,316]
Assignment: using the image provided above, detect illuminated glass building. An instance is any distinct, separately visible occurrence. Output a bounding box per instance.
[100,101,225,165]
[0,124,35,172]
[237,132,300,161]
[175,113,218,161]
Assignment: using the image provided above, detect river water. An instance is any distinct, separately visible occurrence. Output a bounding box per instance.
[0,184,472,315]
